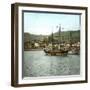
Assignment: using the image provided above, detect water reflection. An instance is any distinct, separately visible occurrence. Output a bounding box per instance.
[23,51,80,77]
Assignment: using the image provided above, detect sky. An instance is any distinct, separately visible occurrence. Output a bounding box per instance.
[24,12,81,35]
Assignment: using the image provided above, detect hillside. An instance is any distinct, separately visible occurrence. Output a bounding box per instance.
[53,30,80,43]
[24,30,80,43]
[24,33,48,42]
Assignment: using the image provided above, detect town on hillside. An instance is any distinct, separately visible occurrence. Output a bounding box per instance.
[24,29,80,55]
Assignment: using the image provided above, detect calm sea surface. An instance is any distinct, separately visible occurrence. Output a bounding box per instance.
[23,51,80,77]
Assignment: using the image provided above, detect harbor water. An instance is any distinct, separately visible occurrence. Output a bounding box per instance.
[23,51,80,77]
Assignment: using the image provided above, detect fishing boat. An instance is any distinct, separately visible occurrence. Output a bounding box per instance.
[44,49,68,56]
[44,25,68,56]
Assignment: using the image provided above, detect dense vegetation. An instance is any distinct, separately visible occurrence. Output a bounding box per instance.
[24,30,80,44]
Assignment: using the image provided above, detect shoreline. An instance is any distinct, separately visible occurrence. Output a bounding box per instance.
[24,49,43,51]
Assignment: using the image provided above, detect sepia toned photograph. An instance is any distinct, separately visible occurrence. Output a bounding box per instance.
[23,11,80,78]
[11,3,88,87]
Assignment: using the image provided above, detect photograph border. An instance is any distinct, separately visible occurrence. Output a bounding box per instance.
[11,3,88,87]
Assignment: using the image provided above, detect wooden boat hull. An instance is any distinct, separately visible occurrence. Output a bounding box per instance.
[44,49,68,56]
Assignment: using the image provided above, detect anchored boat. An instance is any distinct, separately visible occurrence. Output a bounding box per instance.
[44,49,68,56]
[44,25,68,56]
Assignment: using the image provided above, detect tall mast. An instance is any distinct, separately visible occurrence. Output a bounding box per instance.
[51,31,53,43]
[51,26,54,50]
[59,24,61,50]
[69,31,72,46]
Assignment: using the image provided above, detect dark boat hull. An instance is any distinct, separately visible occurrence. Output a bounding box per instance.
[44,49,68,56]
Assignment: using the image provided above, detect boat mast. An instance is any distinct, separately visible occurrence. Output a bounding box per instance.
[51,30,54,50]
[58,24,61,50]
[69,31,72,47]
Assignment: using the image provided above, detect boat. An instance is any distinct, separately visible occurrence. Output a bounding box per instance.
[44,25,68,56]
[68,49,80,55]
[44,49,68,56]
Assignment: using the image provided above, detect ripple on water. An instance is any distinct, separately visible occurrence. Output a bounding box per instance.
[23,51,80,77]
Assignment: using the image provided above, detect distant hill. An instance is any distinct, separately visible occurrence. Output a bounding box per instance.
[24,30,80,43]
[24,33,48,42]
[24,33,31,42]
[53,30,80,43]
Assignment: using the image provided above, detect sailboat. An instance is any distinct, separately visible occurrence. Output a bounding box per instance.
[44,25,68,56]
